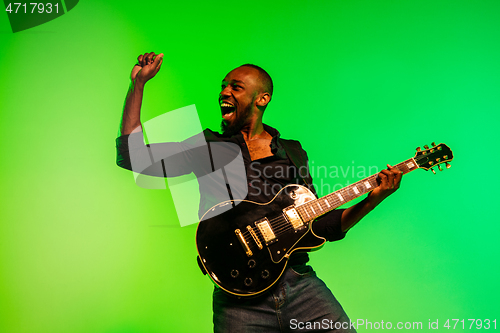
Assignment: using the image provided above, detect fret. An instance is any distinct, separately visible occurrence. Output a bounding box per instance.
[342,188,352,201]
[352,185,359,195]
[304,206,311,219]
[296,206,304,221]
[397,158,418,174]
[295,157,420,221]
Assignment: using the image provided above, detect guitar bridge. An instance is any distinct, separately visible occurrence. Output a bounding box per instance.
[283,206,305,231]
[235,229,253,257]
[255,218,276,245]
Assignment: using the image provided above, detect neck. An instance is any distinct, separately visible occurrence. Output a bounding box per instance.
[240,116,266,141]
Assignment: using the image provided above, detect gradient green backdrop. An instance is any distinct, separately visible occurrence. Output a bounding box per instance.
[1,1,499,332]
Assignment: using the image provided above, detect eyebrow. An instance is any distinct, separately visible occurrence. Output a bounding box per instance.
[221,79,246,85]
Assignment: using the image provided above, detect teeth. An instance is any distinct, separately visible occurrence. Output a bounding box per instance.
[220,102,234,107]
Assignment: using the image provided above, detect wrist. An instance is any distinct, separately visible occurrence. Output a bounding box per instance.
[133,78,146,90]
[367,191,384,208]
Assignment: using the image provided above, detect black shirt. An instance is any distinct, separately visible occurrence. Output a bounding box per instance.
[116,124,347,265]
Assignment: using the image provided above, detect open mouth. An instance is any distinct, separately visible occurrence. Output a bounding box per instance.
[220,102,236,121]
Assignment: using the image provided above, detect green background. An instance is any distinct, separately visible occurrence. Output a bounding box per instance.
[1,0,499,332]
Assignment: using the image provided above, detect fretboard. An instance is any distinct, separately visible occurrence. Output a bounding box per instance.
[295,158,420,222]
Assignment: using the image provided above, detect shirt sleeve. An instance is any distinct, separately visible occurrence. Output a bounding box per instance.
[115,133,135,171]
[115,131,210,177]
[312,209,347,242]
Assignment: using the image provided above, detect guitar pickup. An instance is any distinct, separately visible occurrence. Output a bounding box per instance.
[255,218,276,245]
[283,206,305,231]
[247,225,263,250]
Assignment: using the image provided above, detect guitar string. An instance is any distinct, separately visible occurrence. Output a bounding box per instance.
[249,155,444,247]
[240,158,437,247]
[241,175,381,243]
[241,168,390,242]
[233,153,449,250]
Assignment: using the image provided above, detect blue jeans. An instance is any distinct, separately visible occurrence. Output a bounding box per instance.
[213,265,357,332]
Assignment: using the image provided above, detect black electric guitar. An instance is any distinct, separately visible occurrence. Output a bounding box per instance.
[196,143,453,297]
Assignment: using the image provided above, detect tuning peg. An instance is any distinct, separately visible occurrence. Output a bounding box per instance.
[416,147,421,152]
[431,168,436,174]
[424,145,430,149]
[445,162,451,169]
[431,142,436,147]
[438,165,443,171]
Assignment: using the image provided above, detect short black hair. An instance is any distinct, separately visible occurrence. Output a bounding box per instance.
[239,64,273,97]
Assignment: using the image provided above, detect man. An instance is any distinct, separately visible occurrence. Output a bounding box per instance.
[116,52,403,332]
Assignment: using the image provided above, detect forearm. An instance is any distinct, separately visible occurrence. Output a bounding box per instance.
[340,164,403,232]
[120,79,145,135]
[340,193,381,232]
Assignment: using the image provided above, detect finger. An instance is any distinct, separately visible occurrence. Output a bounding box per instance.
[137,54,144,67]
[387,170,395,189]
[380,169,391,177]
[132,64,142,72]
[387,164,403,188]
[381,169,396,189]
[387,164,401,172]
[384,165,394,189]
[395,173,402,189]
[153,57,163,75]
[146,52,156,65]
[142,53,153,66]
[378,171,388,187]
[153,53,163,69]
[393,167,403,187]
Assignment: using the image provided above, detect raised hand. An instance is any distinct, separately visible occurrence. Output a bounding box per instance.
[131,52,164,84]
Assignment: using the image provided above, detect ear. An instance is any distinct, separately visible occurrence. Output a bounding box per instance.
[256,92,271,107]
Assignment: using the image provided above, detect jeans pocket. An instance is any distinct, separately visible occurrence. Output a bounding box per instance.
[289,264,316,278]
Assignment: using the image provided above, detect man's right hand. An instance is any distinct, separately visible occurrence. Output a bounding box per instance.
[131,52,164,84]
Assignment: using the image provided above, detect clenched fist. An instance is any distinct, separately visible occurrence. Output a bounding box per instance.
[131,52,164,84]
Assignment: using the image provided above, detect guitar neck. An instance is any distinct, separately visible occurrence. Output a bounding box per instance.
[295,158,419,222]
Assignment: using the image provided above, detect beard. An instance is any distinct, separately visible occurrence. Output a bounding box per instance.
[220,102,252,137]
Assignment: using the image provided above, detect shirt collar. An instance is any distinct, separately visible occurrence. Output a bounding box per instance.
[263,124,287,157]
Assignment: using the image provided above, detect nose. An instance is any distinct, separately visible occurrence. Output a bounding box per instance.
[220,86,231,99]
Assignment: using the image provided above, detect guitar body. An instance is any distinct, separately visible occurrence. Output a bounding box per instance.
[196,184,324,297]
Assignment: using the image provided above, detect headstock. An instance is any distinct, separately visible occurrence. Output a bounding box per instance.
[414,142,453,174]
